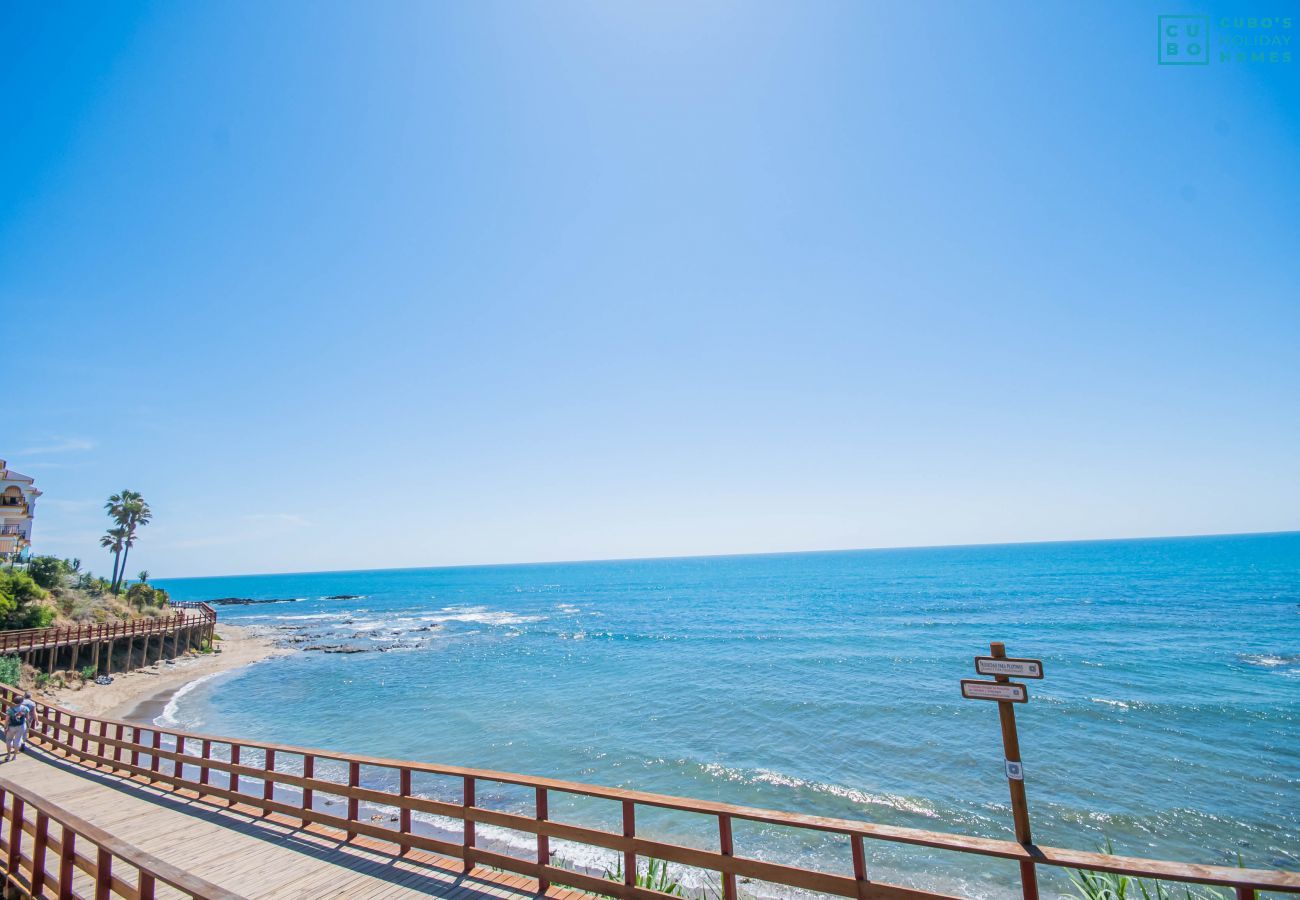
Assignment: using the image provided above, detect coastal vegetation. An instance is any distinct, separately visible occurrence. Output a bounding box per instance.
[1,555,170,631]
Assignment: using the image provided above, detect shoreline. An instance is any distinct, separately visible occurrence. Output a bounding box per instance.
[38,623,290,724]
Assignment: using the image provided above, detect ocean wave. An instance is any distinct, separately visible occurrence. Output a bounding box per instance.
[696,762,941,819]
[1240,653,1300,670]
[427,605,546,626]
[157,672,223,729]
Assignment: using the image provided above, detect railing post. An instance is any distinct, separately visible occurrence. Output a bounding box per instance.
[96,846,112,900]
[114,723,124,768]
[622,799,636,889]
[347,760,360,840]
[138,871,156,900]
[719,814,738,900]
[7,794,24,875]
[399,768,412,854]
[230,744,241,796]
[851,833,868,900]
[150,730,162,780]
[131,725,141,769]
[302,754,314,827]
[58,827,75,900]
[200,739,212,792]
[32,811,50,894]
[536,786,550,893]
[463,775,476,870]
[174,735,186,779]
[264,748,276,813]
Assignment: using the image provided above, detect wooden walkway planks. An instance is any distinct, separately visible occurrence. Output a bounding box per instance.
[4,752,578,899]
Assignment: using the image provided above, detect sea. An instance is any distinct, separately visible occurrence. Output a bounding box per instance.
[153,532,1300,898]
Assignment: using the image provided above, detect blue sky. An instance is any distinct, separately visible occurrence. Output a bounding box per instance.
[3,1,1297,577]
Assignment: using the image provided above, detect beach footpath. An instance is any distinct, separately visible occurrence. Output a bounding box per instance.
[37,623,289,721]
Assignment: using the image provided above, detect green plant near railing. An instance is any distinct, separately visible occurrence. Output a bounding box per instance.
[80,664,96,681]
[604,856,686,897]
[34,671,50,689]
[0,655,19,687]
[1069,841,1243,900]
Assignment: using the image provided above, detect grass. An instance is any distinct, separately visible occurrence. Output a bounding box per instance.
[604,857,686,897]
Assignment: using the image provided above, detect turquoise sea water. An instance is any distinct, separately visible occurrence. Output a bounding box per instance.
[154,533,1300,897]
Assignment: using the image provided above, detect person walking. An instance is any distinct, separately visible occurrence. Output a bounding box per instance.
[4,699,30,762]
[18,692,37,753]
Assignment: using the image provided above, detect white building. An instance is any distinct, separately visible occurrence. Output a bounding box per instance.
[0,459,41,562]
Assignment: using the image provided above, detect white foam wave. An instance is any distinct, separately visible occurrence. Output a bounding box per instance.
[157,672,223,728]
[697,763,940,818]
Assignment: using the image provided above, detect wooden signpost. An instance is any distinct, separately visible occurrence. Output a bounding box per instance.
[963,641,1044,900]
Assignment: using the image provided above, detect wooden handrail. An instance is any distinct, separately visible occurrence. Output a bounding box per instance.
[3,686,1295,900]
[0,772,244,899]
[0,603,215,655]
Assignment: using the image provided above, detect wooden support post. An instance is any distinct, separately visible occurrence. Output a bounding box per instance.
[200,739,212,792]
[131,725,141,769]
[622,800,636,888]
[150,729,162,780]
[93,640,101,675]
[302,755,315,827]
[264,748,276,813]
[114,723,124,768]
[720,814,739,900]
[536,786,549,893]
[990,641,1039,900]
[96,846,112,900]
[399,768,412,854]
[138,871,156,900]
[7,794,24,873]
[347,760,360,839]
[71,640,79,673]
[463,775,476,871]
[124,636,132,671]
[174,735,186,779]
[230,744,241,796]
[32,811,49,895]
[851,834,868,900]
[59,827,76,900]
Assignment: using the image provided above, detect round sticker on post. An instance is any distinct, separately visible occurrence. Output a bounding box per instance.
[1005,760,1024,781]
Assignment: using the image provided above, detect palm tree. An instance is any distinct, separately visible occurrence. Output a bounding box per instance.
[100,527,126,588]
[137,570,149,583]
[111,493,151,593]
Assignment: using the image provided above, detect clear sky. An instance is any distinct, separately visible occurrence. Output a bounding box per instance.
[4,1,1297,577]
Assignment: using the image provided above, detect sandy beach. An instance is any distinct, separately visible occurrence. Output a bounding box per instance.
[37,623,289,723]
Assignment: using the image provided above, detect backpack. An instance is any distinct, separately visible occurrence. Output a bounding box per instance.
[7,706,26,728]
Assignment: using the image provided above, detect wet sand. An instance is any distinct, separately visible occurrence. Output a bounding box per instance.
[39,624,290,722]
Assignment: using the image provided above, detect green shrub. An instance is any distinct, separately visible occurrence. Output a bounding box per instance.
[25,556,68,590]
[80,664,97,681]
[125,582,170,609]
[0,571,50,630]
[35,672,50,689]
[0,656,20,687]
[604,857,684,897]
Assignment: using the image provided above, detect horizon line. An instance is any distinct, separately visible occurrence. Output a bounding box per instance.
[150,527,1300,583]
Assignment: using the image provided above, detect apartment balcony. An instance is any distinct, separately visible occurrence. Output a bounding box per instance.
[0,525,25,535]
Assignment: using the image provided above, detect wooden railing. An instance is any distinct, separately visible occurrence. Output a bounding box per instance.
[0,603,215,656]
[4,688,1296,900]
[0,773,242,899]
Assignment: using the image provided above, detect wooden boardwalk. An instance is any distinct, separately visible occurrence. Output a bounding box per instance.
[5,750,585,899]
